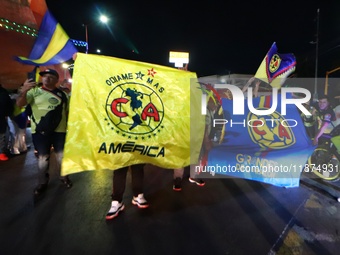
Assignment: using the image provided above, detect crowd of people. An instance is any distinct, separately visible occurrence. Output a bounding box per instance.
[1,68,209,220]
[3,70,339,220]
[1,70,73,195]
[0,85,32,159]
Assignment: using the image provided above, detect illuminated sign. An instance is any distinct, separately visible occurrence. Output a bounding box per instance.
[169,51,189,68]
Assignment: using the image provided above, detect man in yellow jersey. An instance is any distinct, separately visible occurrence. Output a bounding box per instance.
[17,69,72,198]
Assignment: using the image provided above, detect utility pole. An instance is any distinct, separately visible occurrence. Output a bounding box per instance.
[314,8,320,101]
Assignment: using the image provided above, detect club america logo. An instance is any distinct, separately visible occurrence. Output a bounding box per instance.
[104,70,165,140]
[269,54,281,73]
[247,109,296,149]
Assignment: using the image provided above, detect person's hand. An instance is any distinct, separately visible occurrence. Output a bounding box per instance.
[59,79,71,91]
[72,52,77,60]
[21,78,36,93]
[178,63,188,71]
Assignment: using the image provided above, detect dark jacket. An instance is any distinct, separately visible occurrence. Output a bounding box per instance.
[0,86,14,133]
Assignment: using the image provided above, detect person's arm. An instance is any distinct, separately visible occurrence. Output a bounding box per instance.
[242,77,255,93]
[203,111,213,151]
[313,122,330,145]
[253,80,260,98]
[16,79,36,107]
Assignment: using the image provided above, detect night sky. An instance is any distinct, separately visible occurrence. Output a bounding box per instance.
[46,0,340,78]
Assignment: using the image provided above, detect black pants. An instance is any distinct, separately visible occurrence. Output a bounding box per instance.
[111,164,145,202]
[32,132,66,183]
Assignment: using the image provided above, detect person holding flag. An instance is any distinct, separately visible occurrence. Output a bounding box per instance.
[106,164,149,220]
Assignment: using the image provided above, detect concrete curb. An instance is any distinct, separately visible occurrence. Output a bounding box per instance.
[300,174,340,201]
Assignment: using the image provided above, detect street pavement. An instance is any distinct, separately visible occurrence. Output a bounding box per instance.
[1,130,340,255]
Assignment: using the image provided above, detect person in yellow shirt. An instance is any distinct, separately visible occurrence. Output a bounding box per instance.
[17,69,72,198]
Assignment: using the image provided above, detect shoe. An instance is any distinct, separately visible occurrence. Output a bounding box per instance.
[189,177,205,186]
[34,173,50,196]
[106,201,125,220]
[0,153,9,161]
[60,176,72,188]
[34,183,48,196]
[132,193,149,208]
[10,148,20,155]
[173,177,182,191]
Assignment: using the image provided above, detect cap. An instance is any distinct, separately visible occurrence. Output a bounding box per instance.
[39,69,59,79]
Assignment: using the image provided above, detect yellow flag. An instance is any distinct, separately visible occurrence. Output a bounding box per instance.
[62,53,204,175]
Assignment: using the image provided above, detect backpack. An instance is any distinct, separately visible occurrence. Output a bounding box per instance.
[32,88,67,135]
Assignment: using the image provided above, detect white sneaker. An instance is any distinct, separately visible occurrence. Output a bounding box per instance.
[189,177,206,186]
[132,193,149,208]
[106,200,125,220]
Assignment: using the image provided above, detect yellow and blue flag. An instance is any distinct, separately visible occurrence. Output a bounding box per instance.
[15,10,77,66]
[61,53,204,175]
[255,42,296,88]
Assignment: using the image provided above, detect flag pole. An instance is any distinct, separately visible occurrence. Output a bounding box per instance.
[85,24,88,54]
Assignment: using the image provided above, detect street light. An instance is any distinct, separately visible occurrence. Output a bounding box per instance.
[84,15,109,54]
[99,15,108,23]
[324,67,340,95]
